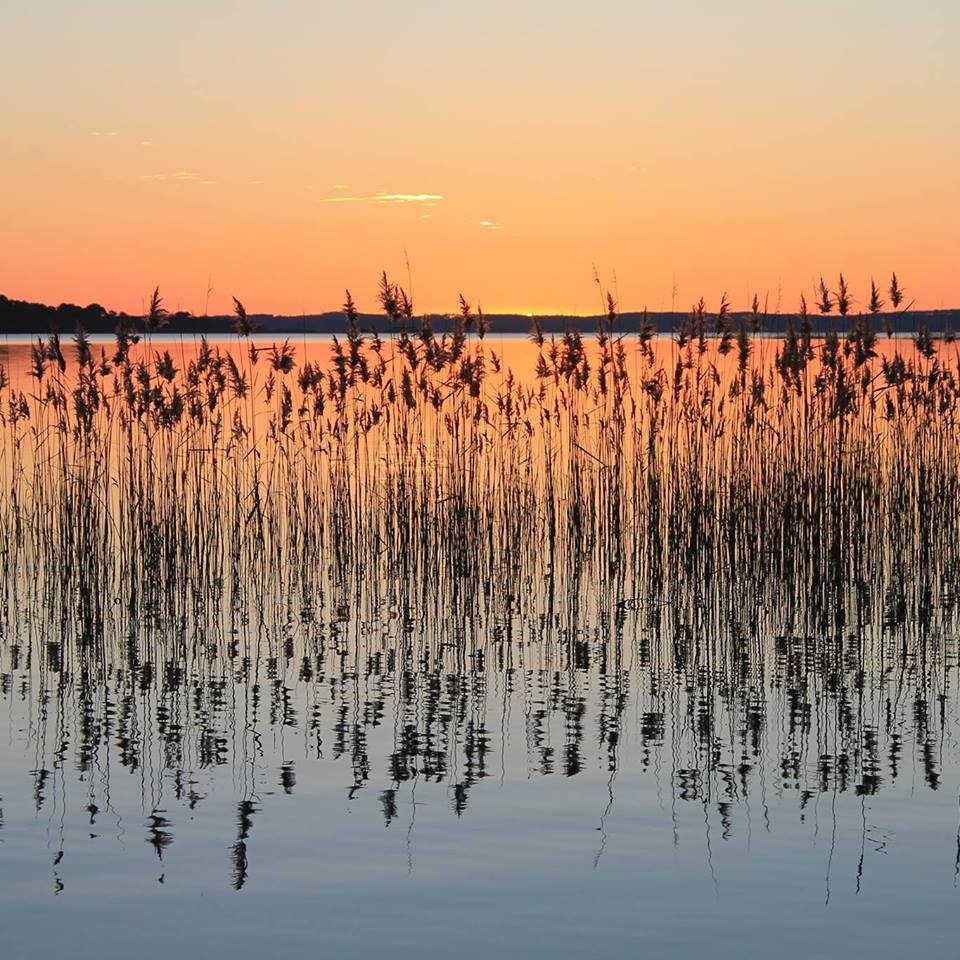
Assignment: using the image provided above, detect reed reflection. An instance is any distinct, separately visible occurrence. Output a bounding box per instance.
[2,555,958,891]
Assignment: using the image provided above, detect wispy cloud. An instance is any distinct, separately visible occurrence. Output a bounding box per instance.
[138,171,202,183]
[321,193,444,205]
[480,220,502,230]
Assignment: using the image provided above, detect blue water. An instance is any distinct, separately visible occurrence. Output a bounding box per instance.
[1,618,957,959]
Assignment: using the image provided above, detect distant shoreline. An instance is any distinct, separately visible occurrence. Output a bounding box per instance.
[0,330,951,347]
[2,293,958,338]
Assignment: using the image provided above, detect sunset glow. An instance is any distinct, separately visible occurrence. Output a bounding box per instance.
[2,1,958,316]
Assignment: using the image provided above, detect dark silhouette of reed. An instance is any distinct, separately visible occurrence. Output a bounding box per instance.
[1,271,959,893]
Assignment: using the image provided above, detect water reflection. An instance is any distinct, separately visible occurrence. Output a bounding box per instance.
[2,328,960,957]
[3,558,958,895]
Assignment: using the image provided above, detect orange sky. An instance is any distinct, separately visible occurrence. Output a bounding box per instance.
[1,2,958,316]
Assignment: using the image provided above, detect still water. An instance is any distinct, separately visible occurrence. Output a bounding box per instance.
[1,333,958,957]
[3,589,958,959]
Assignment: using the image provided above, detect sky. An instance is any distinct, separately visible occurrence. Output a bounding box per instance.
[1,1,958,316]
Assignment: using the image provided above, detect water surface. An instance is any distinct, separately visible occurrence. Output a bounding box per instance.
[1,331,958,958]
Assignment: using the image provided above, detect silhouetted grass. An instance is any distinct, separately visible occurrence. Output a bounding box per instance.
[1,271,959,887]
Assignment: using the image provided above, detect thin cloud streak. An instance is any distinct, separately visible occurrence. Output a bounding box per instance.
[321,193,444,205]
[138,171,202,182]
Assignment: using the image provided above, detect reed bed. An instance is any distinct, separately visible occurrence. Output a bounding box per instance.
[1,273,960,880]
[1,273,958,628]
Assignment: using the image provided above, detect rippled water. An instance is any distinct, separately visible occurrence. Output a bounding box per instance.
[3,587,959,958]
[1,333,958,957]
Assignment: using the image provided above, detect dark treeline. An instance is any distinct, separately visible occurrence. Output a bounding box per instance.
[3,291,958,336]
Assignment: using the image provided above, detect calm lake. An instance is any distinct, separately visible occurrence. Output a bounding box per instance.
[1,331,958,958]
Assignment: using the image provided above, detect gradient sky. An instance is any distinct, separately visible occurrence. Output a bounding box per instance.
[1,1,958,316]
